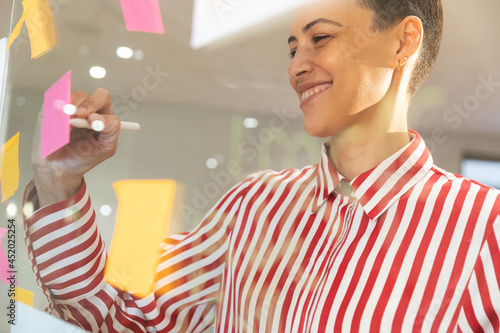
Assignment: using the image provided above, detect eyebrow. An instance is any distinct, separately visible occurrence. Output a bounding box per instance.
[288,18,344,44]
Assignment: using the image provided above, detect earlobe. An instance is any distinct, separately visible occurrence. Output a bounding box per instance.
[397,57,408,71]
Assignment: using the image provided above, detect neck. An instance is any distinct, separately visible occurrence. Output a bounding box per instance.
[328,92,411,181]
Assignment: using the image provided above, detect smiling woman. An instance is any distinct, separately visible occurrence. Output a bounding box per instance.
[8,0,500,332]
[286,0,431,177]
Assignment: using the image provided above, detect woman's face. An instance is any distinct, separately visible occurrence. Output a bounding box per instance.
[288,0,398,137]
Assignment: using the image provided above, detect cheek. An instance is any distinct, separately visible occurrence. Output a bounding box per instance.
[366,67,393,95]
[321,45,351,69]
[328,66,392,115]
[356,67,393,106]
[333,66,364,101]
[315,48,393,112]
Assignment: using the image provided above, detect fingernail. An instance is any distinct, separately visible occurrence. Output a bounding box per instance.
[63,104,77,115]
[77,106,87,114]
[91,120,105,132]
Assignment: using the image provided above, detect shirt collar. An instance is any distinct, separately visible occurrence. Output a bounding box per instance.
[310,130,434,220]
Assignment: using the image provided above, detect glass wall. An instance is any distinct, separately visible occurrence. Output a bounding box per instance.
[0,1,324,329]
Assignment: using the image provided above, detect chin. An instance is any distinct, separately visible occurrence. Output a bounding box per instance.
[303,120,335,139]
[301,99,346,138]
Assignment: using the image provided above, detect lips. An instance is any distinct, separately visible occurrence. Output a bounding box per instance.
[298,82,332,104]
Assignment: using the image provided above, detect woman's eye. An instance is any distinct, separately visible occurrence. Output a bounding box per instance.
[313,35,330,43]
[289,35,331,59]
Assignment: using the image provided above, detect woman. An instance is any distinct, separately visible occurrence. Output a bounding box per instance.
[25,0,500,332]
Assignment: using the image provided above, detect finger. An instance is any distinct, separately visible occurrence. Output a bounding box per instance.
[86,113,106,131]
[86,113,120,135]
[75,88,114,118]
[100,114,121,136]
[71,91,90,108]
[93,115,121,157]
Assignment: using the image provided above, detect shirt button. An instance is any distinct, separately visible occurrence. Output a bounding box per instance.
[336,179,353,197]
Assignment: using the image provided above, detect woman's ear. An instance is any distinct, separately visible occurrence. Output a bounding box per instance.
[395,15,423,68]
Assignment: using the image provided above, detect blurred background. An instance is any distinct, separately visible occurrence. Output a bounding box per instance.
[0,0,499,331]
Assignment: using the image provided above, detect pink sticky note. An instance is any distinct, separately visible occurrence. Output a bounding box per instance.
[42,70,71,159]
[0,227,16,285]
[120,0,164,34]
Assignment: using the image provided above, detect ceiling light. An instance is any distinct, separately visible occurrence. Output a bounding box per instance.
[6,204,17,217]
[89,66,106,79]
[244,118,258,129]
[134,50,144,60]
[100,205,112,216]
[206,158,218,169]
[191,0,312,48]
[15,96,26,107]
[116,46,134,59]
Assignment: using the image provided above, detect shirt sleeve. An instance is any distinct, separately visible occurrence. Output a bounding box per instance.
[457,215,500,333]
[23,174,255,332]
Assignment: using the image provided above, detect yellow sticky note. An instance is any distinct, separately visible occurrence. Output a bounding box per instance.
[11,287,34,307]
[6,0,36,51]
[25,0,57,59]
[0,133,20,202]
[105,180,176,297]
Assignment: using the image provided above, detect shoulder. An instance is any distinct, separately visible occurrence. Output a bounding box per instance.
[431,164,499,193]
[429,164,500,214]
[242,164,318,188]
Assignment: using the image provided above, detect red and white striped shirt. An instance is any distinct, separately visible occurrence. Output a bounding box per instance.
[24,130,500,332]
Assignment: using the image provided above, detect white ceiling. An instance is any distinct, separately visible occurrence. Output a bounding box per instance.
[2,0,500,136]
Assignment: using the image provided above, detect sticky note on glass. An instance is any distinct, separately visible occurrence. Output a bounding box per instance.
[0,132,20,202]
[6,0,36,51]
[41,70,71,159]
[105,180,176,297]
[11,287,34,307]
[120,0,165,34]
[25,0,57,59]
[6,0,57,59]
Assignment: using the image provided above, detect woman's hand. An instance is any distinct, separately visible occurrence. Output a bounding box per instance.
[32,88,121,207]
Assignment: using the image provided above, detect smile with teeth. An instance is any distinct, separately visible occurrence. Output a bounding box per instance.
[301,85,331,101]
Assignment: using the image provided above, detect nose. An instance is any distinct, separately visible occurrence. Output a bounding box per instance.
[288,48,313,80]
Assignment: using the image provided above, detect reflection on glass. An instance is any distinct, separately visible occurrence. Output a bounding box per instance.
[116,47,134,59]
[89,66,106,79]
